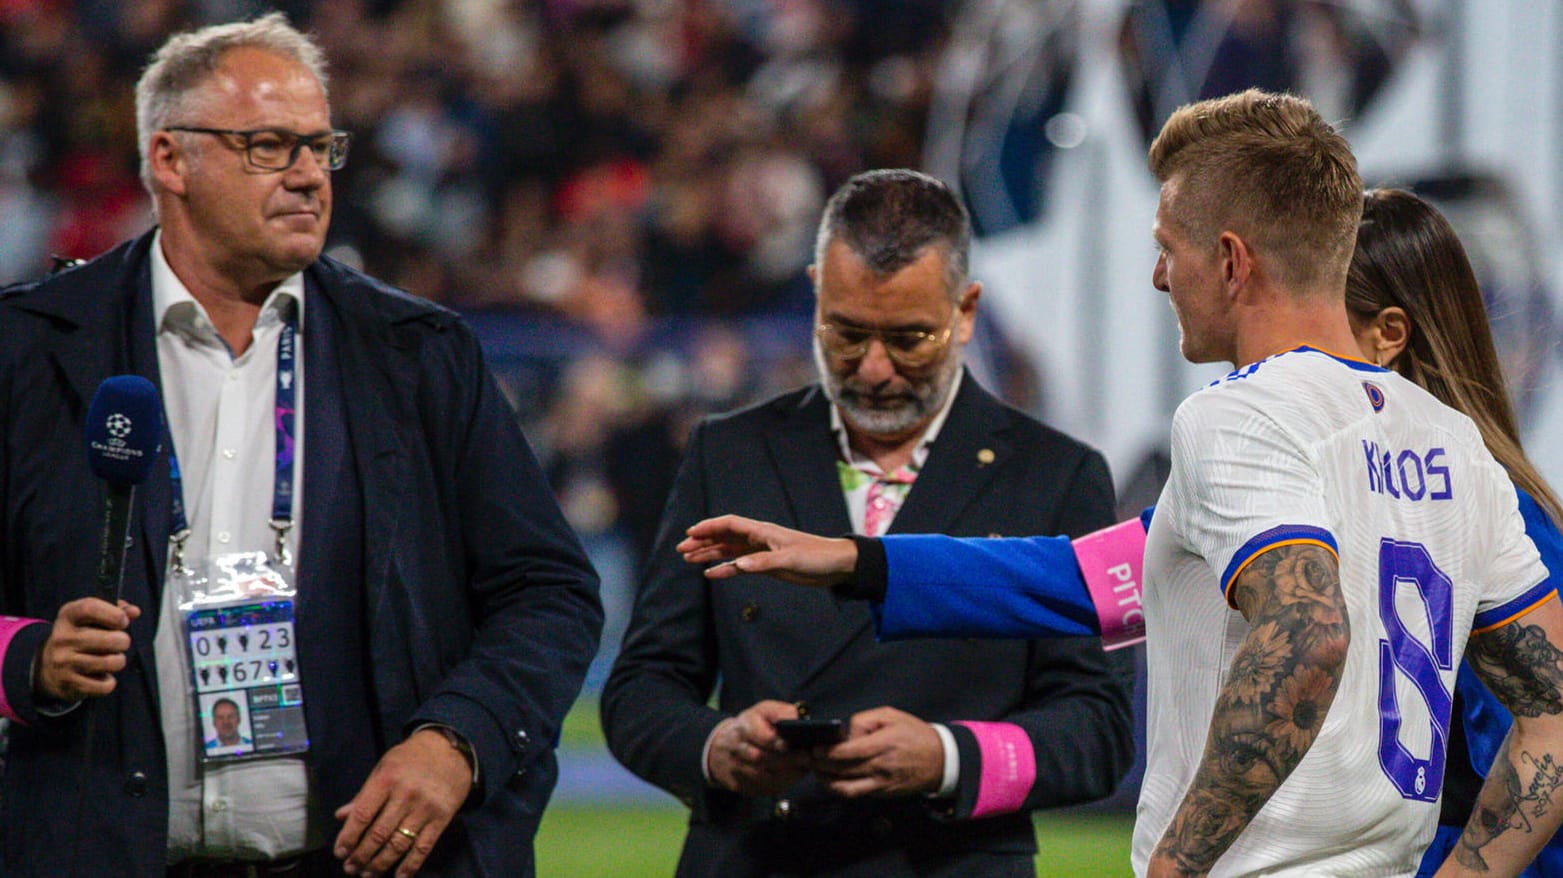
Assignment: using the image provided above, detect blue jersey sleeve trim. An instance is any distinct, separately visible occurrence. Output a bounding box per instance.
[1220,525,1339,607]
[1472,583,1558,634]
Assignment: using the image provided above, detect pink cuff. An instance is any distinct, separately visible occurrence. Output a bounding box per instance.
[0,615,44,722]
[1073,519,1148,651]
[955,721,1035,817]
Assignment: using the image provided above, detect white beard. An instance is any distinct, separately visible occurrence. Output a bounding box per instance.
[813,338,962,436]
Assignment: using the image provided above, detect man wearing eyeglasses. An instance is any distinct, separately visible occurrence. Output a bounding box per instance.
[0,13,601,878]
[601,169,1133,877]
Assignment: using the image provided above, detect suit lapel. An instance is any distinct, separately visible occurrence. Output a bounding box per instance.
[778,376,1012,692]
[765,389,853,539]
[22,236,169,700]
[126,270,173,680]
[294,280,359,619]
[311,273,419,655]
[32,276,136,424]
[758,390,875,688]
[888,374,1012,537]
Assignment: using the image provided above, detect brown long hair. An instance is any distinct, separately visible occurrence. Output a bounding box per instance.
[1345,188,1563,526]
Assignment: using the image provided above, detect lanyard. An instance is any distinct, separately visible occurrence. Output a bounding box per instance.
[168,311,298,570]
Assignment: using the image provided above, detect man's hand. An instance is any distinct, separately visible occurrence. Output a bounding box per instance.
[333,727,474,877]
[810,707,943,798]
[678,515,857,588]
[706,700,809,796]
[35,597,141,701]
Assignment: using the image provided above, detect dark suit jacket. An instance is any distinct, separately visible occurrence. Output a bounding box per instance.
[0,233,602,877]
[600,378,1134,877]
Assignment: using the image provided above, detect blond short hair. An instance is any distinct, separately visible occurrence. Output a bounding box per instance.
[1148,89,1362,296]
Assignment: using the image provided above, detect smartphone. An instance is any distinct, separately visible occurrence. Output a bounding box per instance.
[774,717,847,748]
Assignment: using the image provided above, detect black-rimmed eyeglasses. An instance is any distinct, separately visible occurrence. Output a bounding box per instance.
[164,126,352,172]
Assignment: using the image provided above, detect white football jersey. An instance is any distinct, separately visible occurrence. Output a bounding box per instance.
[1134,347,1553,877]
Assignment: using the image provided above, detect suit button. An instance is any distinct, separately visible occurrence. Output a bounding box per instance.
[740,604,759,622]
[514,729,530,752]
[794,701,809,718]
[124,771,149,797]
[772,799,792,820]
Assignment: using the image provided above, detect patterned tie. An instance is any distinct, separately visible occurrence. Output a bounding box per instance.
[862,464,919,537]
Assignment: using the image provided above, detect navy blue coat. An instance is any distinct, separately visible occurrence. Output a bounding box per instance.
[0,232,602,877]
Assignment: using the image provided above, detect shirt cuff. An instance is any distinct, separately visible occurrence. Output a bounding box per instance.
[931,722,959,797]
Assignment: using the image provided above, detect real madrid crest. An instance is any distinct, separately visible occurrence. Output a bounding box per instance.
[1362,381,1386,413]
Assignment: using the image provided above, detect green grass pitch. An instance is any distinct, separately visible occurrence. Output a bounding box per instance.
[535,805,1135,876]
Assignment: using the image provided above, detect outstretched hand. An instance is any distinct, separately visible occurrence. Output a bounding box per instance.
[677,515,858,589]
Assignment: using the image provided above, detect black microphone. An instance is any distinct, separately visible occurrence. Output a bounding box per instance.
[83,376,163,603]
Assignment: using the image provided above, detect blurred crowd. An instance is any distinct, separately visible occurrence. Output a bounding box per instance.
[0,0,956,309]
[0,0,1436,674]
[0,0,974,676]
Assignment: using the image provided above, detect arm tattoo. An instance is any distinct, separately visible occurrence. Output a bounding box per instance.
[1452,619,1563,869]
[1467,622,1563,718]
[1152,544,1349,875]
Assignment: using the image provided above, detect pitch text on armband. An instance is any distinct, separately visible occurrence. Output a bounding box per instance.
[1362,440,1452,501]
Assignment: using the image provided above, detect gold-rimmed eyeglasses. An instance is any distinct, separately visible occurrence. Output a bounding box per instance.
[814,308,959,368]
[165,126,352,173]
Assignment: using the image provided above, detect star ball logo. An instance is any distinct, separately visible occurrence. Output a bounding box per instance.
[91,410,146,463]
[106,412,133,446]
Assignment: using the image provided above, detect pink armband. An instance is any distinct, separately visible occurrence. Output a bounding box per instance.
[1072,519,1148,651]
[0,615,44,722]
[954,721,1035,818]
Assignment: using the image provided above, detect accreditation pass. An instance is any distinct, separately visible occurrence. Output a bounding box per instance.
[186,599,309,763]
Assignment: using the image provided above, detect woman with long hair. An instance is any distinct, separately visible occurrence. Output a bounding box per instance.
[1346,188,1563,876]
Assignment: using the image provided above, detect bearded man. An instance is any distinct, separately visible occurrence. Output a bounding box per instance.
[600,169,1135,878]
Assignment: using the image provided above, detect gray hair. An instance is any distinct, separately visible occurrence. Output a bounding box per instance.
[135,12,329,193]
[812,169,971,302]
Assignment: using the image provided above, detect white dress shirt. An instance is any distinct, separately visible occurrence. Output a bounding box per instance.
[828,369,962,536]
[829,371,962,797]
[149,232,319,862]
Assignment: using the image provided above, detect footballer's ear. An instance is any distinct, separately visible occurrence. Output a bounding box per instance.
[1217,230,1254,296]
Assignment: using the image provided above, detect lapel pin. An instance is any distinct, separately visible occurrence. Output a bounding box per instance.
[977,448,995,466]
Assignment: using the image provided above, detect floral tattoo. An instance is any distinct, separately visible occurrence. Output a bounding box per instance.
[1152,543,1349,875]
